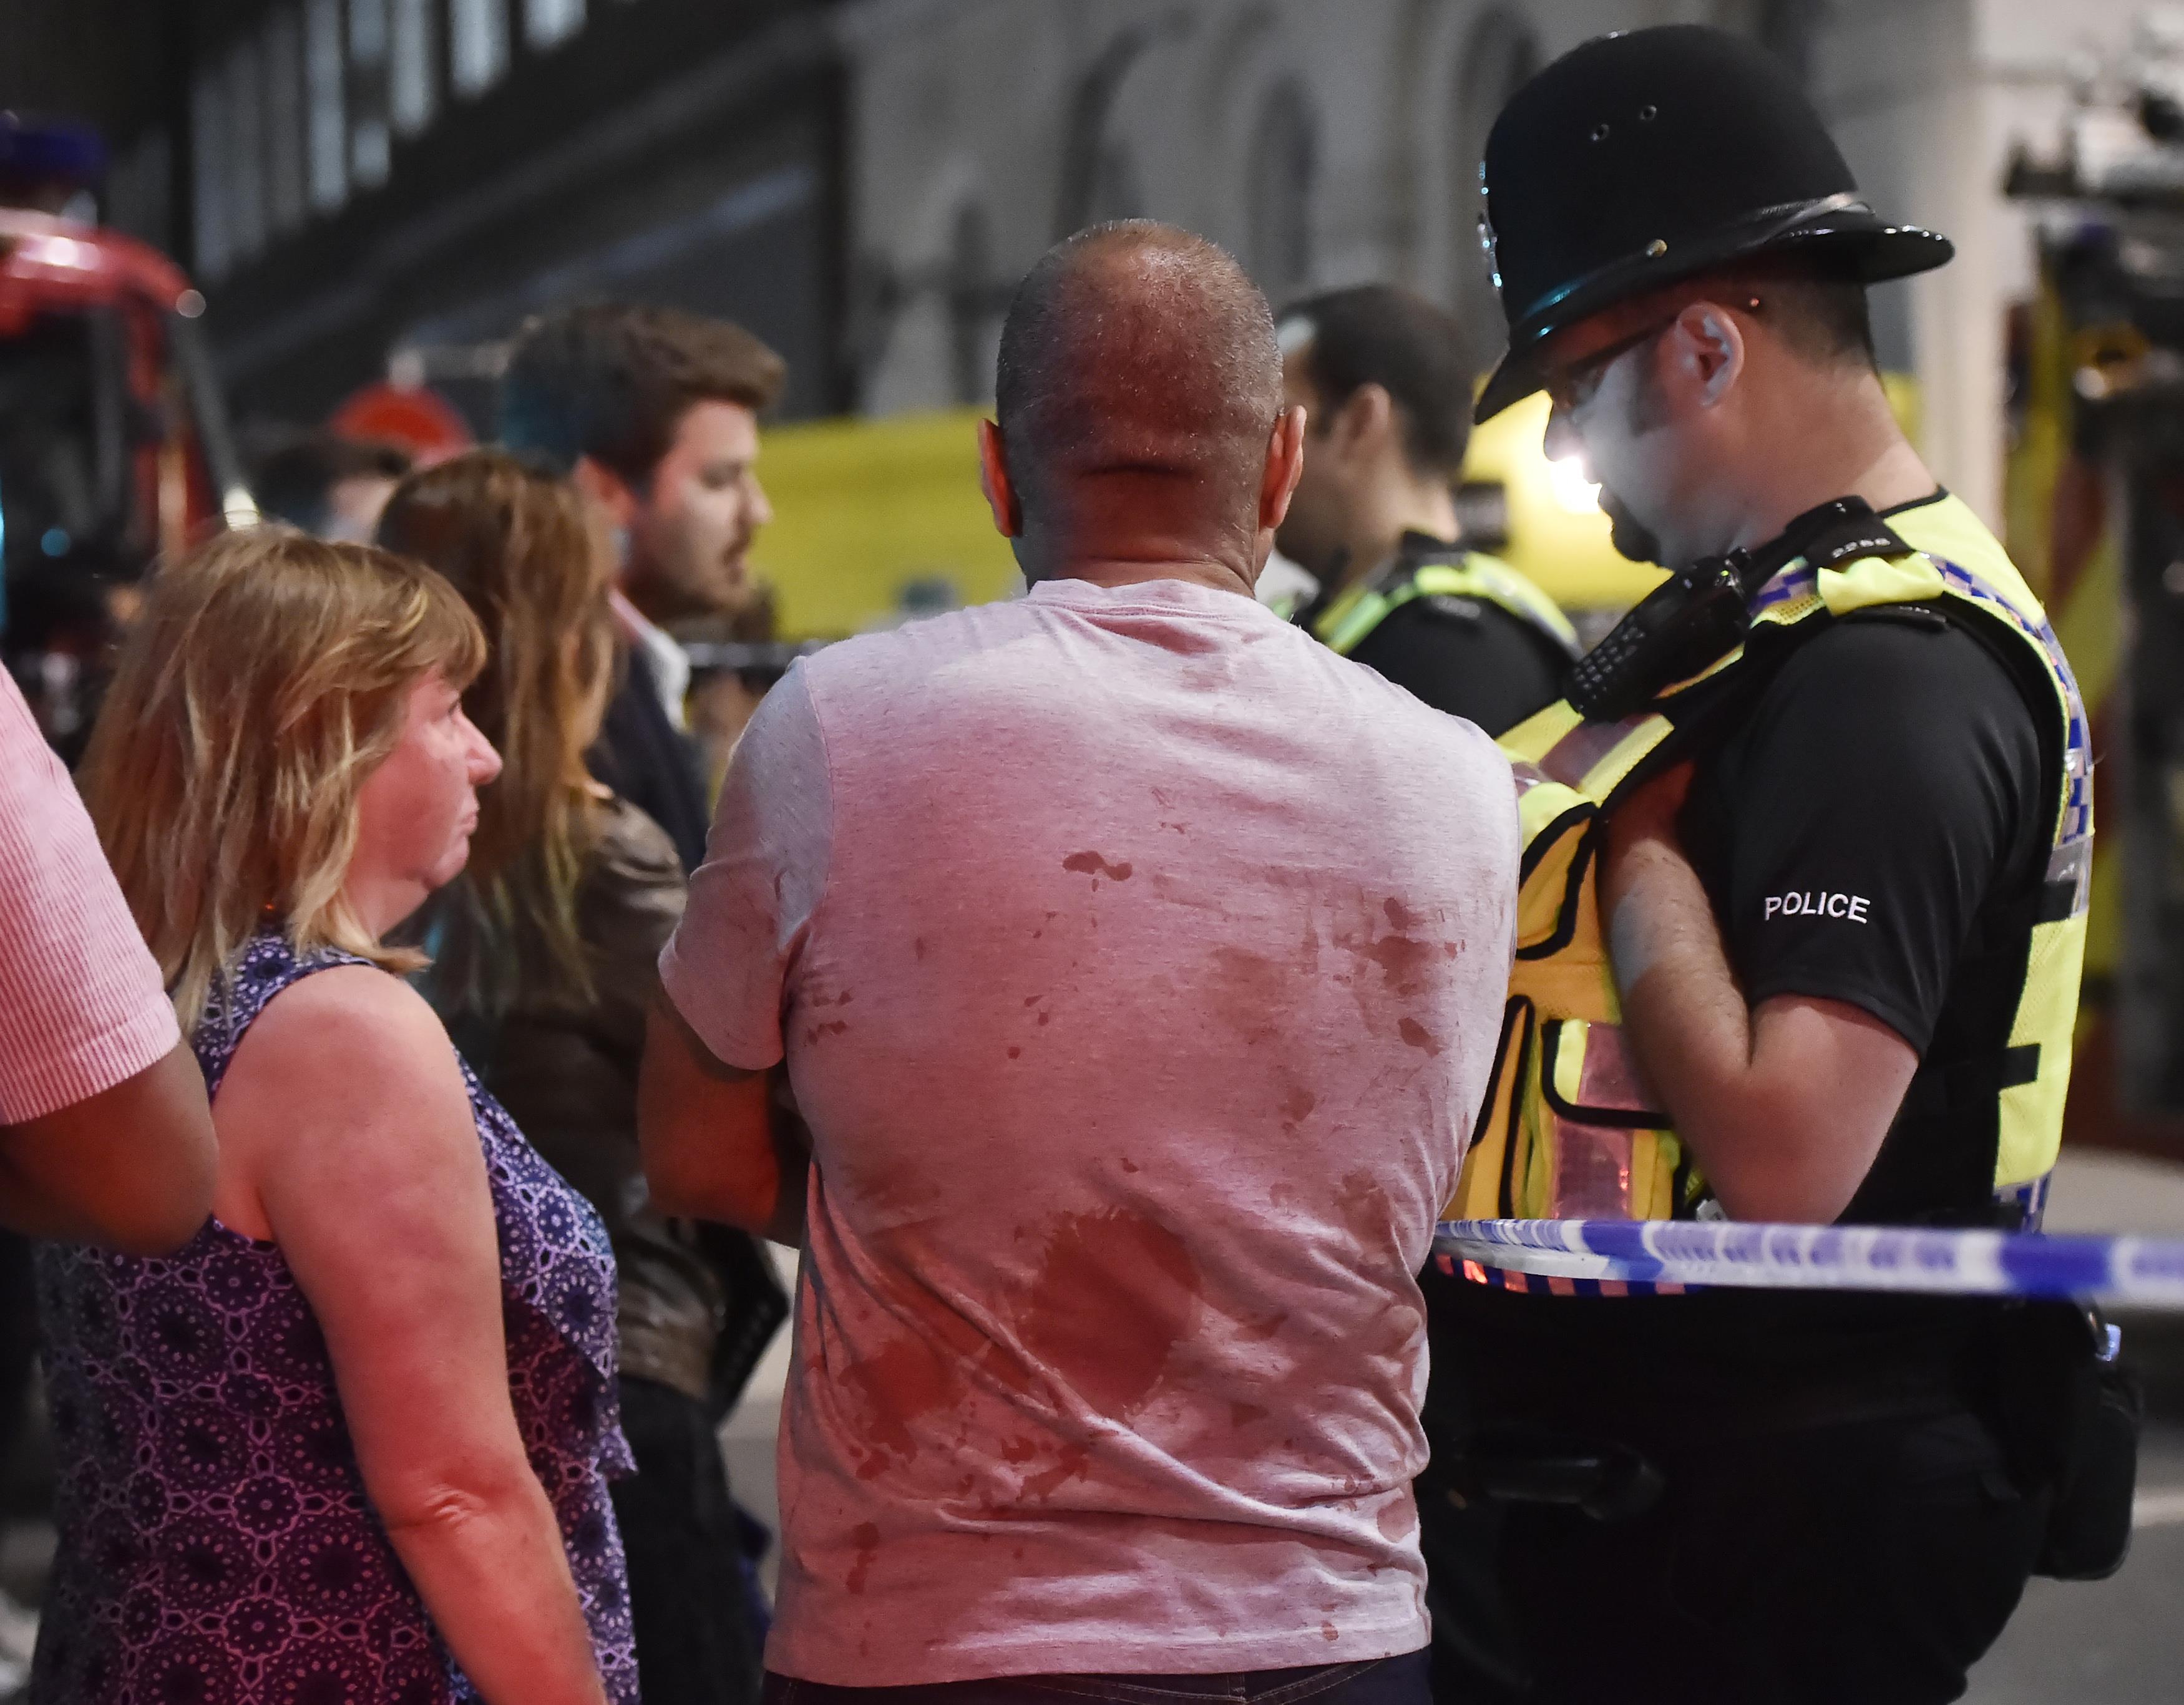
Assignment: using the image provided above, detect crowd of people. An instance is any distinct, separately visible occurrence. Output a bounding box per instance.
[0,22,2120,1705]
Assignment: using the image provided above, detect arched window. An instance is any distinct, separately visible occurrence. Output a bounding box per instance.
[1450,11,1539,372]
[1055,21,1180,238]
[1716,0,1822,86]
[1246,78,1317,304]
[947,203,1002,406]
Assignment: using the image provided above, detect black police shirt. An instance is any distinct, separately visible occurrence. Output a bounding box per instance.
[1681,608,2045,1088]
[1349,596,1569,736]
[1320,539,1571,736]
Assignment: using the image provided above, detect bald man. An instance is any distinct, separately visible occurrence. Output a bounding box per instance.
[640,221,1519,1701]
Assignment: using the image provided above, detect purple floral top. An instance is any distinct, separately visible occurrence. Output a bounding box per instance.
[32,935,639,1704]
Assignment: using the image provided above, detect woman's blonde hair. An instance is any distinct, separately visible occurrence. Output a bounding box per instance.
[374,450,615,1011]
[80,527,487,1031]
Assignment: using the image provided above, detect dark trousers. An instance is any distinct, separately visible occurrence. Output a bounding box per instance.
[613,1374,766,1705]
[762,1651,1430,1705]
[1413,1493,1527,1705]
[1411,1263,1529,1705]
[1497,1408,2049,1705]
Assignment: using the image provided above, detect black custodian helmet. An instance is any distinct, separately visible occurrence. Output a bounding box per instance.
[1473,24,1952,423]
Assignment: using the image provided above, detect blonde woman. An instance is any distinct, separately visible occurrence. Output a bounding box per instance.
[379,451,769,1703]
[36,530,637,1705]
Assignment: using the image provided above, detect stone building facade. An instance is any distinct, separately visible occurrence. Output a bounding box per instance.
[837,0,2148,528]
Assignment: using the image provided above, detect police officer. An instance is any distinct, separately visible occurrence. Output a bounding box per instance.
[1275,284,1578,733]
[1441,26,2097,1704]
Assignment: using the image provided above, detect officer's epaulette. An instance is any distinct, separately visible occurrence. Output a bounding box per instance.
[1799,508,1913,572]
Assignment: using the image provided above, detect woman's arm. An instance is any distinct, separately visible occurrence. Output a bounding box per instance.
[216,966,606,1705]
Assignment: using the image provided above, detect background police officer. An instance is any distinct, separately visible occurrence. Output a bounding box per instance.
[1274,283,1570,1703]
[1448,26,2095,1704]
[1275,284,1577,734]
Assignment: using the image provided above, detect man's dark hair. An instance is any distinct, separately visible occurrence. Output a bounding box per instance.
[499,303,787,486]
[1277,284,1475,479]
[995,221,1282,544]
[1697,258,1878,372]
[248,431,411,534]
[1753,273,1878,371]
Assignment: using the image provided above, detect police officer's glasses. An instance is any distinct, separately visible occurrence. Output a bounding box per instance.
[1544,296,1765,416]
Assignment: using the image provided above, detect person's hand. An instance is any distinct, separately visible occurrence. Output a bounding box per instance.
[1601,760,1695,906]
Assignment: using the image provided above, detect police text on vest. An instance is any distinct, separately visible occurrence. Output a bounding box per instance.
[1763,891,1870,922]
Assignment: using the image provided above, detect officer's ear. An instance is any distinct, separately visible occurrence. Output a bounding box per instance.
[1670,303,1747,411]
[1329,382,1398,455]
[977,419,1023,538]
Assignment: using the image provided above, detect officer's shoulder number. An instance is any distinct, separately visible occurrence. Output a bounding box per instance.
[1417,593,1485,626]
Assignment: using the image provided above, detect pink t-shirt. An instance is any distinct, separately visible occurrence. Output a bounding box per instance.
[0,671,178,1124]
[662,576,1518,1683]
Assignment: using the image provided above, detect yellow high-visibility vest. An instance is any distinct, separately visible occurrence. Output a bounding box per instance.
[1304,550,1581,660]
[1450,495,2092,1228]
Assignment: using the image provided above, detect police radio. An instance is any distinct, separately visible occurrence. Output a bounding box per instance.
[1564,497,1909,722]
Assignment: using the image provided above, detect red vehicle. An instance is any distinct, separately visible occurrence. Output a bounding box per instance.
[0,197,248,750]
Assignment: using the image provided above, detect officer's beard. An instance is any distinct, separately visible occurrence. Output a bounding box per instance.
[1600,487,1667,568]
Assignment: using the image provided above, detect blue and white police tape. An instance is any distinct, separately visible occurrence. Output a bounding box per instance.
[1434,1218,2184,1307]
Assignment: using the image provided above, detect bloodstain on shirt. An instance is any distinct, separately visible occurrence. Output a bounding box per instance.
[1398,1017,1444,1056]
[841,1333,957,1479]
[1013,1208,1199,1421]
[1061,851,1135,882]
[846,1523,881,1595]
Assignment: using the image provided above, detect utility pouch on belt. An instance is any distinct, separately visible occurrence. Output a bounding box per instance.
[1994,1302,2143,1580]
[1450,1429,1666,1523]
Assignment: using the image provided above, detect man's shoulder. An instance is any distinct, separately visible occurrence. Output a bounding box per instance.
[1338,647,1519,784]
[796,603,1016,701]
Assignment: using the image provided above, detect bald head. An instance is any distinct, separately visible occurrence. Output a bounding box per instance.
[992,223,1286,578]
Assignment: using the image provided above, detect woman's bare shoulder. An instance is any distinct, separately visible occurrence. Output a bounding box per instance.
[215,964,480,1234]
[227,964,468,1117]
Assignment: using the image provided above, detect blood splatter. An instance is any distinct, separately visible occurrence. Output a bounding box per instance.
[1210,946,1287,1047]
[1020,1442,1093,1502]
[1376,1498,1416,1540]
[1013,1209,1200,1421]
[1398,1017,1443,1056]
[841,1333,958,1477]
[846,1522,880,1595]
[1061,851,1134,882]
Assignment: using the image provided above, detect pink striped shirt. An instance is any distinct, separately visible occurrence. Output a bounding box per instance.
[0,673,177,1124]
